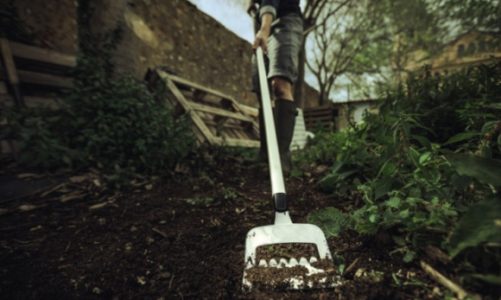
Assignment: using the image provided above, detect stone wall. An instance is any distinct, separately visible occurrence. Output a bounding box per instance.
[88,0,321,107]
[9,0,78,53]
[86,0,256,105]
[6,0,320,107]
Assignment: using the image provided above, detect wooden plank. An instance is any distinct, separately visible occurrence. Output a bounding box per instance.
[159,70,260,128]
[163,71,251,120]
[232,128,247,140]
[0,38,24,106]
[190,102,254,123]
[206,119,247,132]
[164,72,234,102]
[212,137,260,148]
[0,38,19,84]
[17,70,73,88]
[304,112,332,118]
[304,109,333,116]
[156,69,260,148]
[305,120,333,127]
[305,117,332,122]
[9,41,77,68]
[305,119,333,124]
[162,74,217,145]
[238,103,259,118]
[305,116,333,123]
[0,81,7,94]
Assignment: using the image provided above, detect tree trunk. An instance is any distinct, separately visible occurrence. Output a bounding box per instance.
[318,86,327,106]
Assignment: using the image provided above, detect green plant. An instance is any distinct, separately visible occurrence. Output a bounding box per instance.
[299,63,501,293]
[2,107,77,169]
[62,63,194,175]
[2,0,195,182]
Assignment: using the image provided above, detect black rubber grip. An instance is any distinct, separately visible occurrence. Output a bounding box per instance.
[273,193,288,212]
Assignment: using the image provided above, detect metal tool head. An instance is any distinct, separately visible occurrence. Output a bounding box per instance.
[243,48,340,291]
[242,222,341,290]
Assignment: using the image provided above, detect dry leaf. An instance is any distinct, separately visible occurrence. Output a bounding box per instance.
[17,173,37,179]
[41,183,66,197]
[60,192,85,203]
[69,175,88,183]
[89,202,108,210]
[19,204,37,211]
[93,179,101,187]
[136,276,146,286]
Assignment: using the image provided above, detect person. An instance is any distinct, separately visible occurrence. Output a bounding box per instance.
[248,0,303,173]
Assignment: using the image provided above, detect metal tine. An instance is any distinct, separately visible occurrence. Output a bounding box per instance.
[258,259,268,267]
[289,258,299,266]
[299,257,309,266]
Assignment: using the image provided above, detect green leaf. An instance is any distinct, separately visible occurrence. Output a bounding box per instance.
[408,147,421,166]
[481,121,499,134]
[403,250,415,263]
[446,153,501,187]
[307,207,350,238]
[369,214,378,223]
[485,103,501,110]
[386,196,401,209]
[448,199,501,257]
[317,169,358,193]
[419,152,431,164]
[412,135,431,149]
[374,177,393,200]
[443,132,479,145]
[471,274,501,286]
[377,160,397,177]
[399,209,410,218]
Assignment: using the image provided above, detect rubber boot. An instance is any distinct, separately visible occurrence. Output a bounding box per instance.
[275,99,297,174]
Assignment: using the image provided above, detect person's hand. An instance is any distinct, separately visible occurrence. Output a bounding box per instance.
[253,27,270,54]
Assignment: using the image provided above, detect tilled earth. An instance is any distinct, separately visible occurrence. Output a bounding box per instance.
[0,158,447,299]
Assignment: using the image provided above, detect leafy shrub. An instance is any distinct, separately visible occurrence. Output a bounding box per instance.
[2,2,195,179]
[3,107,76,168]
[61,58,194,174]
[299,63,501,274]
[3,71,194,178]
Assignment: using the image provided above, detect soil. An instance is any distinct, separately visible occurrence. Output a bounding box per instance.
[0,155,450,299]
[255,243,318,262]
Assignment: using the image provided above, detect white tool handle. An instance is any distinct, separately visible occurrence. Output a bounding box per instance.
[256,47,286,197]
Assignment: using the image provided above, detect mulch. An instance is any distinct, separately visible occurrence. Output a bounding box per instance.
[0,158,446,299]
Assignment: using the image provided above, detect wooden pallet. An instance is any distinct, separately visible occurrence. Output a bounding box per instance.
[304,106,338,130]
[0,39,76,156]
[0,38,76,107]
[147,69,260,148]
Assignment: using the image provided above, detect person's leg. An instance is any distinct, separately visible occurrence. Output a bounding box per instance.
[270,77,296,172]
[266,15,303,172]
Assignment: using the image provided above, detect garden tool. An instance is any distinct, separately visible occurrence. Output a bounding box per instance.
[242,47,340,290]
